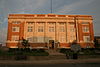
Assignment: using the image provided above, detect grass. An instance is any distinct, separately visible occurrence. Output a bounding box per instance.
[0,48,49,56]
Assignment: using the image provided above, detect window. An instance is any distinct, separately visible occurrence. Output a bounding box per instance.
[83,36,90,42]
[28,26,33,32]
[82,22,89,24]
[59,23,65,25]
[70,26,75,32]
[11,35,19,41]
[82,26,89,32]
[27,22,33,24]
[59,36,65,43]
[33,37,37,43]
[38,26,44,32]
[12,21,20,24]
[38,22,44,24]
[27,37,33,42]
[49,27,54,32]
[59,26,65,32]
[48,22,55,25]
[12,27,19,32]
[70,35,76,41]
[37,37,44,43]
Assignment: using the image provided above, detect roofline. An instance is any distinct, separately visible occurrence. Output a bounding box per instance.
[8,14,92,17]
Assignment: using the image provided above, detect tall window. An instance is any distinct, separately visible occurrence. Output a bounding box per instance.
[27,22,33,24]
[70,27,75,32]
[83,36,90,42]
[82,26,89,32]
[28,26,33,32]
[11,35,19,41]
[70,35,76,40]
[37,37,44,43]
[12,27,19,32]
[27,37,33,42]
[59,36,65,43]
[59,22,65,25]
[59,26,65,32]
[49,27,54,32]
[38,26,44,32]
[12,21,20,24]
[48,22,55,25]
[70,25,75,32]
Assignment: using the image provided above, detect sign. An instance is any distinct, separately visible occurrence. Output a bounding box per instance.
[71,44,81,52]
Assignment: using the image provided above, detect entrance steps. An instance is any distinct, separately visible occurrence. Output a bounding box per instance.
[46,49,64,55]
[45,49,66,60]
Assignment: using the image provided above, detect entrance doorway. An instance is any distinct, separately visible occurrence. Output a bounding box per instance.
[49,40,54,49]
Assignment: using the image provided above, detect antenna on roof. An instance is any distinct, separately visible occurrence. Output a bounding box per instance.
[50,0,52,13]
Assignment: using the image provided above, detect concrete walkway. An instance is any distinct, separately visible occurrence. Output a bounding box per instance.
[0,58,100,64]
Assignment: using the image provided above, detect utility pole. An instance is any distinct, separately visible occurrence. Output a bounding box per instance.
[51,0,52,13]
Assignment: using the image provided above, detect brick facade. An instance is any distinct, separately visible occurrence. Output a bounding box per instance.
[6,14,94,49]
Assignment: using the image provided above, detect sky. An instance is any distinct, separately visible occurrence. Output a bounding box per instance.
[0,0,100,44]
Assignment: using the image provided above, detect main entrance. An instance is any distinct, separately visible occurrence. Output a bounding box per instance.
[49,40,55,49]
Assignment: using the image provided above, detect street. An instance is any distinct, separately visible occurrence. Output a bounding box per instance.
[0,59,100,67]
[0,63,100,67]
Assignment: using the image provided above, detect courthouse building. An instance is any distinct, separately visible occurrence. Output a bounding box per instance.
[6,14,94,49]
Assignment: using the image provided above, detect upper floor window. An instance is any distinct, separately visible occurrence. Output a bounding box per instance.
[12,27,19,32]
[48,22,55,25]
[59,26,65,32]
[70,35,76,41]
[11,35,19,41]
[70,25,75,32]
[59,36,66,43]
[82,22,89,25]
[82,26,89,32]
[83,36,90,42]
[12,21,20,24]
[28,26,33,32]
[49,26,55,32]
[38,26,44,32]
[27,22,33,24]
[38,22,44,25]
[59,22,65,25]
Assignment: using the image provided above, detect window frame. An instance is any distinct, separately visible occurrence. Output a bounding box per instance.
[49,26,55,32]
[38,26,44,32]
[11,35,19,41]
[12,27,20,32]
[82,26,89,33]
[83,36,90,43]
[27,26,33,32]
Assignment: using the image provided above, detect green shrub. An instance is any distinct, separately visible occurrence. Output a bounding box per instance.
[0,48,49,56]
[31,49,49,56]
[59,48,67,54]
[83,49,95,55]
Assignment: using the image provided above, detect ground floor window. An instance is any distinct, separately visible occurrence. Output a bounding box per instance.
[11,35,19,41]
[83,36,90,43]
[37,37,44,43]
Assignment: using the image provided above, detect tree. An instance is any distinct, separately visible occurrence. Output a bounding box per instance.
[21,39,30,49]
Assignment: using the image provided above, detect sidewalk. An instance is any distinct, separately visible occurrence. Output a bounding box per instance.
[0,58,100,64]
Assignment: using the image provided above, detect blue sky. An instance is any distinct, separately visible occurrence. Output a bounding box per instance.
[0,0,100,44]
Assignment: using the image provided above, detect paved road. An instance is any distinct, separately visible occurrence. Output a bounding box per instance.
[0,63,100,67]
[0,59,100,67]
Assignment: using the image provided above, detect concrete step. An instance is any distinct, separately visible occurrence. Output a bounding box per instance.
[28,55,67,60]
[46,49,65,55]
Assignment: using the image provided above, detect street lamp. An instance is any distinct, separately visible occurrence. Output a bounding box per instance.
[0,21,3,44]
